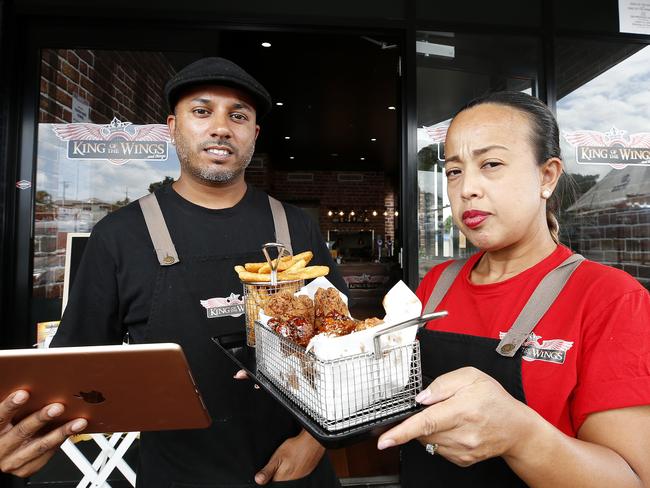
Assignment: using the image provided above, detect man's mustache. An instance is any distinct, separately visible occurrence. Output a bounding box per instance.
[199,140,236,152]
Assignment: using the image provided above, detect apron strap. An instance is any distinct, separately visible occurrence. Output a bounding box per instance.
[268,195,293,254]
[496,253,584,357]
[423,252,585,358]
[423,259,468,314]
[138,193,180,266]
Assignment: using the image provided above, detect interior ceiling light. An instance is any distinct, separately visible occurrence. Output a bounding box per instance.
[371,138,377,142]
[284,136,291,140]
[289,156,295,160]
[360,157,365,160]
[328,210,333,216]
[388,106,396,110]
[415,40,455,58]
[261,42,272,48]
[276,102,284,106]
[372,210,378,216]
[339,211,344,216]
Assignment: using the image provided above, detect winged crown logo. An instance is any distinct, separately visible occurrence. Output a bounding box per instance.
[563,127,650,170]
[499,331,574,364]
[200,292,245,319]
[52,117,172,165]
[425,123,450,144]
[424,122,451,163]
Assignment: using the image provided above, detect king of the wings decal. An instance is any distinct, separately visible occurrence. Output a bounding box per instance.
[499,332,574,364]
[200,293,245,318]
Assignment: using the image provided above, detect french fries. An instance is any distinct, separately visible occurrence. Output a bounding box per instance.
[258,259,294,273]
[247,255,292,272]
[283,259,307,274]
[280,266,330,281]
[244,263,265,272]
[234,251,328,283]
[258,251,313,274]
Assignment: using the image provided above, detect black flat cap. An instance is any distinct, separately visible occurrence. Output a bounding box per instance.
[164,57,272,119]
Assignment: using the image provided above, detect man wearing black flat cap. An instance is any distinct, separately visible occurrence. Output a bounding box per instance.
[0,57,345,487]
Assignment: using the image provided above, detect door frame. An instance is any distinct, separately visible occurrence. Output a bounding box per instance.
[6,17,409,351]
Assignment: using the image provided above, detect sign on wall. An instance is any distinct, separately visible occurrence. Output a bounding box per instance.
[563,127,650,169]
[619,0,650,35]
[53,117,171,165]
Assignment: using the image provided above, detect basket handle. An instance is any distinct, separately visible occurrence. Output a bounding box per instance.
[372,311,447,359]
[262,242,291,286]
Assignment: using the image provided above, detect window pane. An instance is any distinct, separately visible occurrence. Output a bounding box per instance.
[556,39,650,289]
[33,49,199,327]
[416,32,539,279]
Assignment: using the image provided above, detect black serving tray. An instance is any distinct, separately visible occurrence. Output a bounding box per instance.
[212,333,423,449]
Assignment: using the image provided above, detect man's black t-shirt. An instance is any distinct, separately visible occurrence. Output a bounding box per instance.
[53,183,346,345]
[52,183,346,486]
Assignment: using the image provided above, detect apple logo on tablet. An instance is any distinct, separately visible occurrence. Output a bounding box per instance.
[74,390,106,404]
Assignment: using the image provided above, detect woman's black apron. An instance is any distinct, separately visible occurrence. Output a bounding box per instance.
[401,254,584,487]
[130,193,338,488]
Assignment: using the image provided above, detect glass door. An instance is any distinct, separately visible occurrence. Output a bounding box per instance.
[22,27,403,486]
[28,48,203,487]
[415,31,541,278]
[31,49,199,334]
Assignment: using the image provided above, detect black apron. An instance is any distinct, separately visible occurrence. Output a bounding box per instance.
[131,193,339,488]
[401,254,584,487]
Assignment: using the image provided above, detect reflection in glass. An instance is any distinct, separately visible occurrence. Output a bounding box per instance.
[416,32,538,279]
[556,41,650,289]
[33,49,184,325]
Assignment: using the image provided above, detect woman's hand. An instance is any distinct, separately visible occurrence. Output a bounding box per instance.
[377,367,537,466]
[255,429,325,484]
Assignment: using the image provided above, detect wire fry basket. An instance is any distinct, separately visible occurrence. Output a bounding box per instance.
[255,321,422,432]
[242,280,304,346]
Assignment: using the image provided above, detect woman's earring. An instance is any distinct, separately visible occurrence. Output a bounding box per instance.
[541,189,552,199]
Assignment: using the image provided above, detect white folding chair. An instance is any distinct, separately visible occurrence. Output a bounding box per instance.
[60,432,138,488]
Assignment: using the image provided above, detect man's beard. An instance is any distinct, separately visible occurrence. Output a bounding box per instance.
[174,134,255,184]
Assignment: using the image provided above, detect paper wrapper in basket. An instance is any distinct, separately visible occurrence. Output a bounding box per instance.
[257,277,422,423]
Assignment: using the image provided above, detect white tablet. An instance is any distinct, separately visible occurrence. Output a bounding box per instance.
[0,343,211,433]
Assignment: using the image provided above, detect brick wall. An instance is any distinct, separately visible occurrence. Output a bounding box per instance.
[39,49,174,124]
[247,167,397,242]
[568,206,650,289]
[384,181,396,240]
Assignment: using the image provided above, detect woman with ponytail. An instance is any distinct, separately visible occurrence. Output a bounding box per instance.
[377,92,650,487]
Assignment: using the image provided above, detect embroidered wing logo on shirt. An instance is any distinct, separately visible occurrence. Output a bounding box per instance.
[200,293,245,319]
[499,332,574,364]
